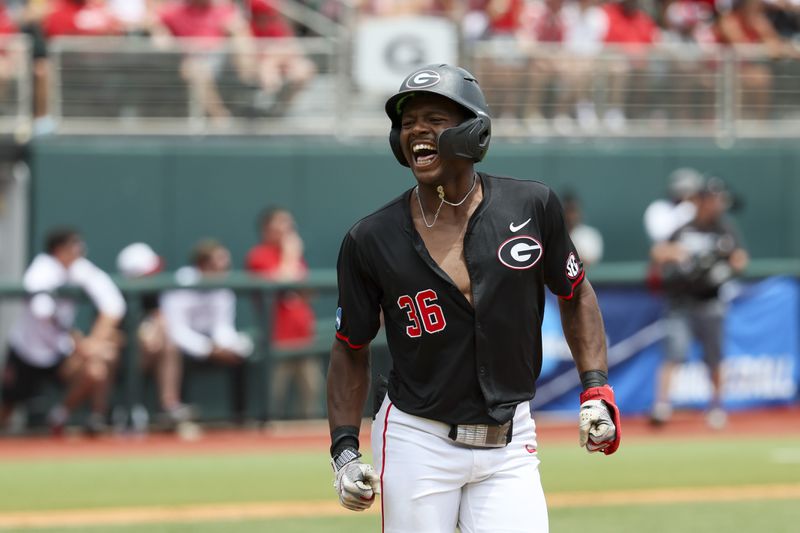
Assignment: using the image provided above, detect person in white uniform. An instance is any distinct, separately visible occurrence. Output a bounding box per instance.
[160,240,253,420]
[1,228,126,434]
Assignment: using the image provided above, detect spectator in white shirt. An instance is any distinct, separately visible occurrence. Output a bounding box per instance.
[160,240,253,420]
[644,167,705,244]
[1,228,126,435]
[643,167,704,292]
[117,242,193,427]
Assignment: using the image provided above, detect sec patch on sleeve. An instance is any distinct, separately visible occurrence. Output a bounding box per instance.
[566,252,582,279]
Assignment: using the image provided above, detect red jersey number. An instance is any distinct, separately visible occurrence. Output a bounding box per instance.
[397,295,422,338]
[397,289,447,337]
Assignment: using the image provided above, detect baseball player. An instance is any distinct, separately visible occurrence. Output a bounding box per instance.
[327,64,621,533]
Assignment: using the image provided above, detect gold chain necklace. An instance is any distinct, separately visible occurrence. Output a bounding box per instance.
[414,174,478,229]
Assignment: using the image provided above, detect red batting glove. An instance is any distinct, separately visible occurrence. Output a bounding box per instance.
[579,384,622,455]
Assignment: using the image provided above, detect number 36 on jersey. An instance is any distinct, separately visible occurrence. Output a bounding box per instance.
[397,289,447,338]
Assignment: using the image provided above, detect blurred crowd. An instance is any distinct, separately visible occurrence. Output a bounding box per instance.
[463,0,800,131]
[1,206,323,436]
[0,0,320,132]
[0,0,796,133]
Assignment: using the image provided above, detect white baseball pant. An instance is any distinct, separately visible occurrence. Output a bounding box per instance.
[371,396,549,533]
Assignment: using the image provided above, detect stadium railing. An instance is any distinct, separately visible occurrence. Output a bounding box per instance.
[0,35,32,136]
[46,36,344,136]
[467,41,800,140]
[28,37,800,139]
[0,258,798,429]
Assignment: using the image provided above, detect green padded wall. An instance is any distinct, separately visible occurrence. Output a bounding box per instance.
[29,137,799,273]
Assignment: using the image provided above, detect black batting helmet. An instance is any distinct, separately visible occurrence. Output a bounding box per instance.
[385,64,491,167]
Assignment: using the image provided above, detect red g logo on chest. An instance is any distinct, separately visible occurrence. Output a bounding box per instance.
[497,236,543,270]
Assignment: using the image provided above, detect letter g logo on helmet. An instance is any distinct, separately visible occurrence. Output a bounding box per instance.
[405,70,441,89]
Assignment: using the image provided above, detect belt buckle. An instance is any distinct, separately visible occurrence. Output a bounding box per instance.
[449,420,512,448]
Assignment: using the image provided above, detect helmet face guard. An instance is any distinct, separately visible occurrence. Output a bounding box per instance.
[385,64,492,168]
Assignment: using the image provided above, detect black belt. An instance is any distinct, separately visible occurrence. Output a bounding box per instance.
[448,419,513,448]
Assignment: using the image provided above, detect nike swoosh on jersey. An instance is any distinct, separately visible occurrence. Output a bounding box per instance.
[509,218,532,232]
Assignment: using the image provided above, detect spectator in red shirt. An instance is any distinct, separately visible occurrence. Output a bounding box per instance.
[150,0,256,124]
[0,2,16,34]
[604,0,659,45]
[601,0,660,131]
[247,0,316,115]
[246,207,322,419]
[39,1,126,134]
[43,0,123,38]
[487,0,525,33]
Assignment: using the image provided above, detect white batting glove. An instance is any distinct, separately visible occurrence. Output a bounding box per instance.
[579,399,617,453]
[332,448,381,511]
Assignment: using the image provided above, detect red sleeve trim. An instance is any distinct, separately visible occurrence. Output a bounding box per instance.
[335,331,367,350]
[559,270,586,301]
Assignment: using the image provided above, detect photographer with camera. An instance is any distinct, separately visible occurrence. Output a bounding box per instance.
[649,177,749,430]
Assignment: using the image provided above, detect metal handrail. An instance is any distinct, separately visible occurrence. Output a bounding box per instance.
[1,259,798,297]
[468,41,800,140]
[32,36,800,138]
[0,35,32,136]
[0,260,796,427]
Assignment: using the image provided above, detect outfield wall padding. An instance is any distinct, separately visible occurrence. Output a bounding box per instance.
[29,137,800,273]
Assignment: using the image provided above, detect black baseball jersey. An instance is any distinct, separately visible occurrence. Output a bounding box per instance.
[334,173,584,425]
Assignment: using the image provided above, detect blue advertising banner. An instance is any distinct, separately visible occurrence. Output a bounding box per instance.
[533,277,800,415]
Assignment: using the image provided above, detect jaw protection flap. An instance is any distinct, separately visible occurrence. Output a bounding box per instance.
[437,116,491,162]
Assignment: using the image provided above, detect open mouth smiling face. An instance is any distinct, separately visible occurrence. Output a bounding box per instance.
[411,141,439,168]
[398,93,471,178]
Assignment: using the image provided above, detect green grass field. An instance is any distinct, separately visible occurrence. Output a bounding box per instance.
[1,435,799,532]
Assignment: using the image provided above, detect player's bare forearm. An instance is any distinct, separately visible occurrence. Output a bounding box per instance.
[327,340,371,432]
[558,280,607,375]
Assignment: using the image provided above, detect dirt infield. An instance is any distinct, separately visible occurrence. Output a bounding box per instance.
[1,405,798,461]
[0,483,798,529]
